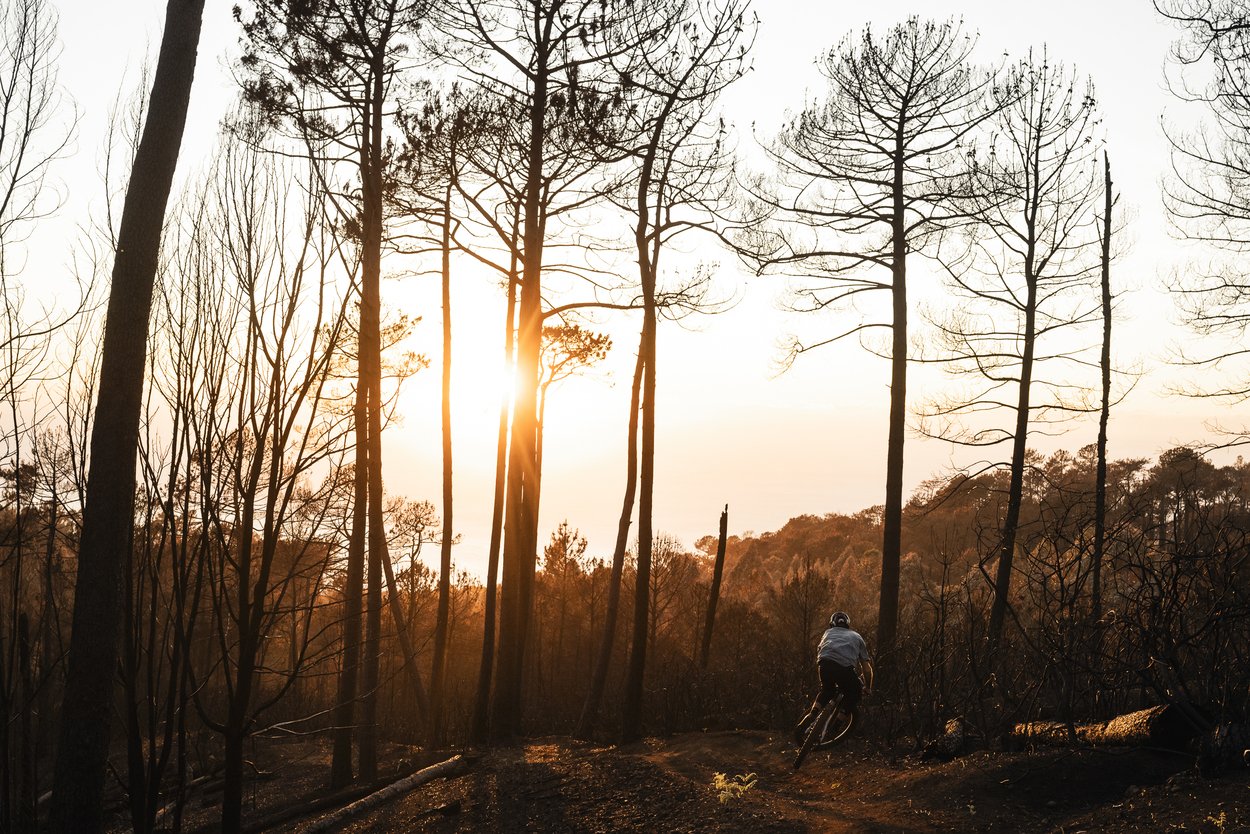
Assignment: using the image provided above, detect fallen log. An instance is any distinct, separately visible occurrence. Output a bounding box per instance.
[1012,704,1204,751]
[302,755,466,833]
[237,752,454,833]
[240,779,389,834]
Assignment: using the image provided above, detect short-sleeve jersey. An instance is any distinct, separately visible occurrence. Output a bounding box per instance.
[817,627,871,667]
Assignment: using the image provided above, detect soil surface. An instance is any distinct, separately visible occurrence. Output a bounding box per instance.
[105,731,1248,832]
[256,731,1250,833]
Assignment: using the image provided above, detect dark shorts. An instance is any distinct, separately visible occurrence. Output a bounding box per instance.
[817,658,861,711]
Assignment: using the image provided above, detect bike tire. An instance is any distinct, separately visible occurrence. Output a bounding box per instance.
[793,697,838,770]
[813,705,856,750]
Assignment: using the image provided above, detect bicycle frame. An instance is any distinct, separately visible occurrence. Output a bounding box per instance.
[793,680,861,770]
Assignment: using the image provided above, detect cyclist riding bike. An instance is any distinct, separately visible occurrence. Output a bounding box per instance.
[794,611,874,744]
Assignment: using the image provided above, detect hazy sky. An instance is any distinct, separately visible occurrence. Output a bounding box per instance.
[39,0,1245,576]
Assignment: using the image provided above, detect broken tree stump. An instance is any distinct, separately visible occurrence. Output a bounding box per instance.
[921,718,971,762]
[1199,724,1250,775]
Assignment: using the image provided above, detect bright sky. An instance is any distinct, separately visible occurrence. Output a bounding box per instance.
[38,0,1244,577]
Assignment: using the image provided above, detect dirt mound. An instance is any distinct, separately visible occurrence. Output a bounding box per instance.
[642,729,779,783]
[303,736,799,833]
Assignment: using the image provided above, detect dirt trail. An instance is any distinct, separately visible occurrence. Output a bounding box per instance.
[267,731,1246,833]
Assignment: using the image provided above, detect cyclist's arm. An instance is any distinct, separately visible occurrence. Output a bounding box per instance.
[860,658,875,693]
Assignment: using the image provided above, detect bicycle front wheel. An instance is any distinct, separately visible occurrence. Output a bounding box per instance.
[793,702,830,770]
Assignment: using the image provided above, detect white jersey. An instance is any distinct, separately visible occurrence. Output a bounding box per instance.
[817,627,871,667]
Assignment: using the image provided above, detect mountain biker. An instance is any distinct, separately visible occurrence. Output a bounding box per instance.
[794,611,874,743]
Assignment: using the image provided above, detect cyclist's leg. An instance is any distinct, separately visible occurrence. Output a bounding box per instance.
[796,659,839,740]
[831,662,862,714]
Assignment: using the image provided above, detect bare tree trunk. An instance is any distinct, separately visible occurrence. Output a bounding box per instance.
[220,722,248,834]
[493,328,540,741]
[621,90,673,741]
[38,486,58,763]
[330,375,367,789]
[359,63,387,778]
[699,505,728,670]
[1093,153,1113,623]
[49,3,204,829]
[380,540,429,717]
[578,344,644,738]
[987,272,1038,654]
[431,184,454,740]
[622,284,657,743]
[220,463,266,833]
[491,61,547,741]
[471,265,516,745]
[361,438,382,780]
[122,542,147,834]
[877,159,907,679]
[172,658,191,834]
[15,613,34,833]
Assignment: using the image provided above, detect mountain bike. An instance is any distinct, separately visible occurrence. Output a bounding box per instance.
[792,683,861,770]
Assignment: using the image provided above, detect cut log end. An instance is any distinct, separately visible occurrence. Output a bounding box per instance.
[1199,724,1250,776]
[921,718,967,763]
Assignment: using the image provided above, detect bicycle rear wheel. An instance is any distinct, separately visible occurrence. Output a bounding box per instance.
[813,703,856,750]
[793,697,839,770]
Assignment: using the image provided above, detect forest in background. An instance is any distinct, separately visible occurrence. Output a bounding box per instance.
[2,0,1250,832]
